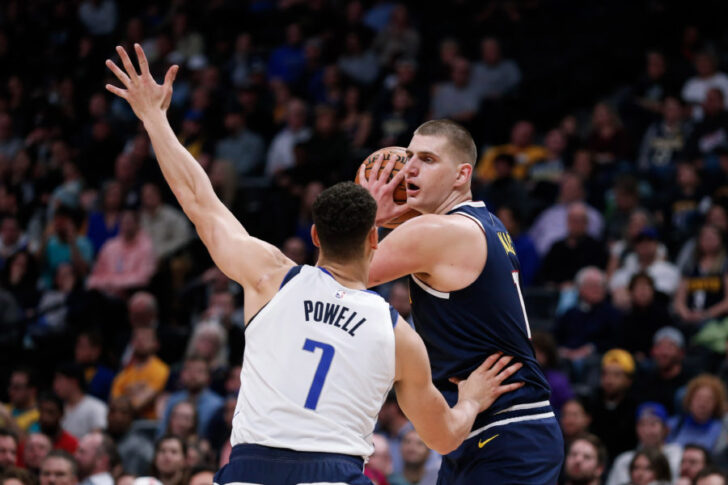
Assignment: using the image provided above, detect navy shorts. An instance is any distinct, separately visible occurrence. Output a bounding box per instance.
[437,414,564,485]
[214,444,372,485]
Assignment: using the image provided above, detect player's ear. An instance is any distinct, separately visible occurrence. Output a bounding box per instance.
[454,163,472,187]
[311,224,321,248]
[368,226,379,250]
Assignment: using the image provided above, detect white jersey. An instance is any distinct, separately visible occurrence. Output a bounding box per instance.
[231,265,396,459]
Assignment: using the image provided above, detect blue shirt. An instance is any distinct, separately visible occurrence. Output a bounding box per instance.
[159,389,224,438]
[667,414,722,452]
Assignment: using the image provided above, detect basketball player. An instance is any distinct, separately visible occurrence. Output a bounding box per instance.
[106,45,524,485]
[359,119,565,483]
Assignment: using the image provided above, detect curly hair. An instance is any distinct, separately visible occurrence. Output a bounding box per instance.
[683,374,728,420]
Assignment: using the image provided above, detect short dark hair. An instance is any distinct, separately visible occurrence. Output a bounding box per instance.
[55,362,86,392]
[77,329,104,348]
[630,448,672,482]
[38,391,64,412]
[312,182,376,261]
[0,428,18,447]
[10,366,37,389]
[414,119,478,166]
[696,466,727,484]
[0,466,36,485]
[684,443,712,466]
[570,433,607,468]
[42,450,78,478]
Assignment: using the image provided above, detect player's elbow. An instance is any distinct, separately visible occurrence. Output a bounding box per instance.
[424,434,461,456]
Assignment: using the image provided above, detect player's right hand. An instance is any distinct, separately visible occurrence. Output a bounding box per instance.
[357,153,411,227]
[105,44,179,122]
[451,353,524,414]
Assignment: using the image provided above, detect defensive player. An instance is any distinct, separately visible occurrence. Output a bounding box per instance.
[360,119,564,484]
[105,45,523,485]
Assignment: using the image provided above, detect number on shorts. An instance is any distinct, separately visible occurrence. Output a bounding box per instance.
[302,338,335,410]
[511,271,532,339]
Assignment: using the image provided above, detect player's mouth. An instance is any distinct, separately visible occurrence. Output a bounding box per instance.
[406,182,420,196]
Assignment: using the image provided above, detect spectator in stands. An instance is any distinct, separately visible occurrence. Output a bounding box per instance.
[539,203,608,287]
[265,99,311,178]
[676,444,711,485]
[0,215,29,269]
[74,431,117,485]
[471,37,521,101]
[74,331,114,403]
[667,374,727,452]
[267,23,306,86]
[38,393,77,454]
[214,110,265,179]
[588,349,638,459]
[139,183,191,261]
[531,332,574,414]
[430,57,479,125]
[53,364,107,440]
[676,204,728,272]
[0,467,36,485]
[110,327,169,420]
[338,31,379,86]
[695,467,728,485]
[682,50,728,116]
[684,88,728,164]
[158,356,223,439]
[42,206,93,286]
[0,429,17,472]
[4,367,40,433]
[1,249,39,317]
[662,161,710,250]
[606,402,682,485]
[375,87,419,149]
[620,273,673,360]
[297,105,350,186]
[555,267,621,363]
[106,396,153,476]
[85,182,122,255]
[39,450,78,485]
[476,154,530,219]
[638,96,690,186]
[529,172,604,256]
[495,206,539,287]
[0,114,23,161]
[587,102,632,167]
[150,436,187,485]
[366,433,392,485]
[605,176,643,244]
[563,434,607,485]
[372,4,419,69]
[560,399,592,447]
[388,429,437,485]
[527,129,567,189]
[626,448,672,485]
[388,281,413,327]
[23,432,53,477]
[610,228,680,308]
[87,206,156,298]
[674,224,728,325]
[607,209,667,279]
[476,121,547,182]
[163,401,197,444]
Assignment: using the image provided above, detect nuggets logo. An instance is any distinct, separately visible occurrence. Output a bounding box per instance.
[497,231,516,256]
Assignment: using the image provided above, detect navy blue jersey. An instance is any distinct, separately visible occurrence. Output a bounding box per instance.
[409,201,551,432]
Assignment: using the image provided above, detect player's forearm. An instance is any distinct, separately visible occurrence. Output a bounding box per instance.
[142,110,217,223]
[441,398,480,452]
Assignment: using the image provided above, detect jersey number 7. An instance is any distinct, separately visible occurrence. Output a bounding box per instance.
[302,338,335,410]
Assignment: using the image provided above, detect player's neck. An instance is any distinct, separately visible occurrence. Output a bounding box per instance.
[316,258,368,290]
[433,190,472,215]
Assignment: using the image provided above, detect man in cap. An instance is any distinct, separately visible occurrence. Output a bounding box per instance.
[606,402,683,485]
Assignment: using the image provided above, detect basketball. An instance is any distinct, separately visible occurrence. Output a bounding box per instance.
[354,146,420,228]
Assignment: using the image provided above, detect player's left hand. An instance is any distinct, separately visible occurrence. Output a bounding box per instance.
[357,153,411,227]
[451,353,524,414]
[105,44,179,123]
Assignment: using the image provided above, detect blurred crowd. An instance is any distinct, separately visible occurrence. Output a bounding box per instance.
[1,1,728,485]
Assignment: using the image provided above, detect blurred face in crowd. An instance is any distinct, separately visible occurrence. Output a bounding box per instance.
[141,184,162,212]
[286,100,307,131]
[107,397,134,436]
[559,174,583,204]
[74,432,103,478]
[182,359,210,393]
[128,293,157,328]
[52,374,76,401]
[400,430,429,468]
[680,448,707,479]
[154,438,185,476]
[689,385,717,424]
[630,454,656,485]
[630,276,654,308]
[636,415,666,448]
[314,107,336,136]
[0,435,17,468]
[646,52,666,80]
[704,88,724,117]
[169,401,196,438]
[578,271,606,305]
[75,334,101,365]
[192,328,222,360]
[119,210,140,241]
[511,121,534,147]
[564,439,602,483]
[40,456,77,485]
[663,97,683,124]
[0,217,20,245]
[132,327,158,359]
[698,226,723,256]
[481,38,501,65]
[601,363,631,397]
[567,204,589,239]
[545,129,567,156]
[450,58,470,87]
[24,433,52,471]
[651,338,683,372]
[389,282,411,318]
[560,400,591,438]
[707,205,728,230]
[55,263,75,293]
[369,434,392,476]
[634,238,658,264]
[282,237,307,265]
[697,474,727,485]
[8,371,34,409]
[695,53,717,77]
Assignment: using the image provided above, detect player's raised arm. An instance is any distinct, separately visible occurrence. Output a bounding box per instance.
[105,45,293,291]
[393,319,522,455]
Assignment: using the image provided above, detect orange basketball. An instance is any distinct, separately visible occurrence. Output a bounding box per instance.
[354,146,420,229]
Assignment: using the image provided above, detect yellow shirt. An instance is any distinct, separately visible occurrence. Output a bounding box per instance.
[3,404,39,432]
[111,356,169,419]
[475,144,549,181]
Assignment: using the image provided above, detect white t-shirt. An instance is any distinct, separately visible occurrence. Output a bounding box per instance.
[62,395,108,438]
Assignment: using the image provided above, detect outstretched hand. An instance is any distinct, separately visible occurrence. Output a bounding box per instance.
[357,153,411,227]
[105,44,179,122]
[451,353,524,414]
